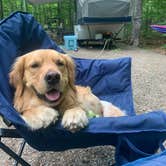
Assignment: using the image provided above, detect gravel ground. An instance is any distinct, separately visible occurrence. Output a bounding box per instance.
[0,45,166,166]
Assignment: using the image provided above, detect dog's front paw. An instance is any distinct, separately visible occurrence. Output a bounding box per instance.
[62,108,88,132]
[22,107,59,130]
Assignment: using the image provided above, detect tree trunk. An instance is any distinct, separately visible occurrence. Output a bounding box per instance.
[130,0,142,46]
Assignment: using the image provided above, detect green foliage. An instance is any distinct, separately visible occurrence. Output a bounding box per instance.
[0,0,165,45]
[161,44,166,49]
[142,0,166,38]
[0,0,75,32]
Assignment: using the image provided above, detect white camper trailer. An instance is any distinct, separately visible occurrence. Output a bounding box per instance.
[75,0,132,46]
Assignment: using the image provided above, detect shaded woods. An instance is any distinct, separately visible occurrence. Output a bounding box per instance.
[0,0,165,47]
[141,0,166,48]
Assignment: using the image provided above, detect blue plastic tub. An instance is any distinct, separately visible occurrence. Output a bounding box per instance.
[63,35,77,50]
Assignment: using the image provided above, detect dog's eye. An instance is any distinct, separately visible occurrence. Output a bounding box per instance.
[30,62,40,68]
[56,60,64,66]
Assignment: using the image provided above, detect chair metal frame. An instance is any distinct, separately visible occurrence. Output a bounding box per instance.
[0,117,30,166]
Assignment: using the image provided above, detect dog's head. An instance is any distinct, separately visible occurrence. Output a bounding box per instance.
[9,49,75,106]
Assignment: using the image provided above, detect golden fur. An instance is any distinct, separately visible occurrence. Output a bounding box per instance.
[76,86,125,117]
[9,49,124,132]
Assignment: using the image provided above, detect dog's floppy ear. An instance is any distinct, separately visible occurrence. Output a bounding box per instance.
[9,56,25,97]
[63,54,76,91]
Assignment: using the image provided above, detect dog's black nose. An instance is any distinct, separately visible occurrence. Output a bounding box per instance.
[45,72,60,85]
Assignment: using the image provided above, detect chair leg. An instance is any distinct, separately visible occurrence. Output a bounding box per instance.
[0,139,30,166]
[14,140,26,166]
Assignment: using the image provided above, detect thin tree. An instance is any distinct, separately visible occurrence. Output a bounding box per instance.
[130,0,142,46]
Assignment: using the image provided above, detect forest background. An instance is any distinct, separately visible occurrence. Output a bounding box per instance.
[0,0,165,48]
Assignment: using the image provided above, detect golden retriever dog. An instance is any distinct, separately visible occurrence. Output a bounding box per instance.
[9,49,124,132]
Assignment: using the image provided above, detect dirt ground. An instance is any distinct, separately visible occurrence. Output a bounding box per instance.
[0,45,166,166]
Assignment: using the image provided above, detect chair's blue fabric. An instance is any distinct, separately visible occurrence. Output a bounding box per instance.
[123,150,166,166]
[0,12,166,166]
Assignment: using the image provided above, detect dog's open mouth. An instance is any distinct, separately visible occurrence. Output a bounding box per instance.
[45,89,61,102]
[32,86,61,103]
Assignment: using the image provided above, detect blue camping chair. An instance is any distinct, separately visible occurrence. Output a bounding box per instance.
[124,150,166,166]
[1,12,166,166]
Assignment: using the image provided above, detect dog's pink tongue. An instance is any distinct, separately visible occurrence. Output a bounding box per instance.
[45,90,60,101]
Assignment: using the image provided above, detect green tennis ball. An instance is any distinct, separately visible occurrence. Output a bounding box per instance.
[87,110,100,118]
